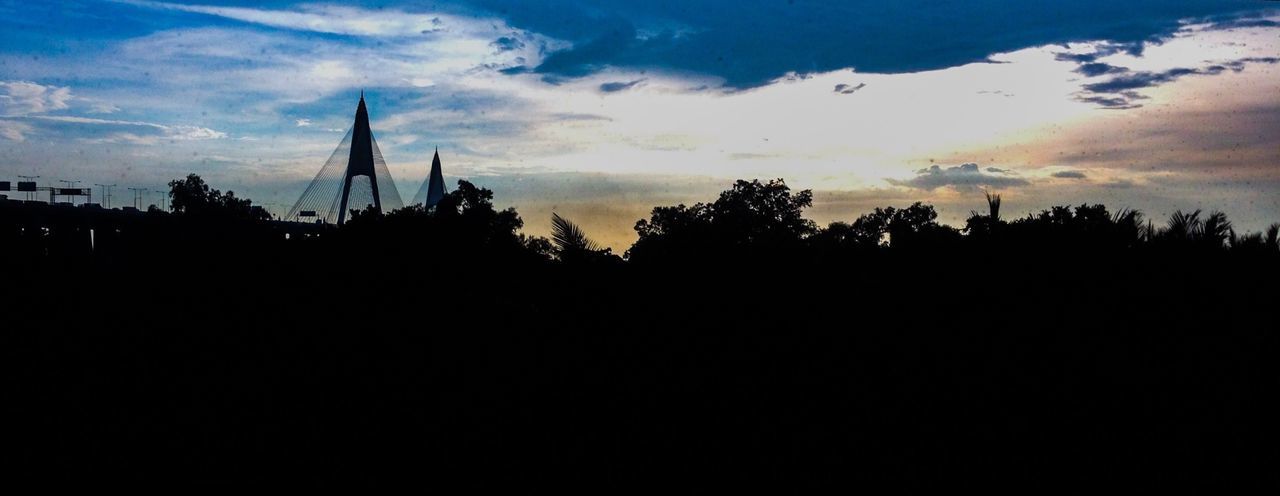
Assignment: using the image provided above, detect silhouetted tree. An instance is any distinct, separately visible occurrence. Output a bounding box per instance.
[167,173,269,221]
[814,202,958,252]
[994,203,1146,251]
[343,180,551,263]
[1151,209,1233,250]
[628,179,815,262]
[964,191,1006,240]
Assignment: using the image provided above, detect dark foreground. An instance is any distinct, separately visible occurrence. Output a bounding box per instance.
[5,255,1277,489]
[4,179,1279,489]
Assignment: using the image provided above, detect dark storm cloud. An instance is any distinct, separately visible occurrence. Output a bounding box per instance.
[1053,41,1147,65]
[888,163,1031,191]
[1208,18,1279,29]
[599,79,646,92]
[491,36,525,52]
[1085,67,1204,93]
[1076,62,1128,77]
[1051,171,1088,179]
[1076,94,1143,110]
[1077,57,1280,108]
[834,83,865,94]
[453,0,1266,88]
[1222,56,1280,70]
[1197,10,1280,30]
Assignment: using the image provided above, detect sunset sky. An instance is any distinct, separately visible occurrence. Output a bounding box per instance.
[2,1,1278,250]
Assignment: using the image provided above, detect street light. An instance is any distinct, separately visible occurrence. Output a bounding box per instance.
[127,187,148,209]
[95,184,116,208]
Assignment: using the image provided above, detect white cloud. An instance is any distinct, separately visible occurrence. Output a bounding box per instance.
[31,115,226,143]
[295,118,312,127]
[164,125,227,140]
[0,81,73,116]
[108,22,561,105]
[116,0,535,39]
[32,115,169,127]
[115,0,465,37]
[87,102,121,114]
[0,119,33,141]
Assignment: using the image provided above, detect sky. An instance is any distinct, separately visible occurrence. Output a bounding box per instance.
[2,0,1279,250]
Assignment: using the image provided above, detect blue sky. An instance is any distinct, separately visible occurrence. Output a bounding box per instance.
[2,1,1279,249]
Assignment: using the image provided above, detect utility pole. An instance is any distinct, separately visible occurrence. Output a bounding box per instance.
[95,184,116,208]
[18,175,38,201]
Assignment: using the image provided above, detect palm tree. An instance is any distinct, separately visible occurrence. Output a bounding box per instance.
[551,212,602,261]
[1230,229,1264,251]
[1159,209,1232,249]
[1201,211,1232,248]
[1228,222,1280,253]
[1110,208,1144,246]
[985,191,1002,222]
[1164,209,1202,242]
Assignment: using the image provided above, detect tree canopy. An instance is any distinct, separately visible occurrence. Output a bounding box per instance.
[168,174,269,221]
[628,179,816,262]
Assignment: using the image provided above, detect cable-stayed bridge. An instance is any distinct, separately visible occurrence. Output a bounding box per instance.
[286,93,450,224]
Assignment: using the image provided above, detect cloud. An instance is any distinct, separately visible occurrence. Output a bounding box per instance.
[114,0,456,37]
[1202,16,1280,31]
[0,81,73,116]
[0,119,33,142]
[1085,67,1204,93]
[1053,41,1145,64]
[28,115,226,143]
[164,125,226,140]
[1051,170,1088,179]
[1076,57,1280,108]
[533,18,642,79]
[485,1,1269,87]
[1075,62,1128,77]
[492,36,525,52]
[888,163,1031,191]
[834,83,866,94]
[295,119,312,127]
[87,102,121,114]
[599,79,646,92]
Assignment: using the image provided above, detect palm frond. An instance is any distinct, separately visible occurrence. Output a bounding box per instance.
[985,191,1002,221]
[551,212,601,253]
[1166,209,1202,241]
[1111,208,1144,244]
[1202,211,1232,246]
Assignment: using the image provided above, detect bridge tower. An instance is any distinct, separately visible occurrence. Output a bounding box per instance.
[286,92,403,224]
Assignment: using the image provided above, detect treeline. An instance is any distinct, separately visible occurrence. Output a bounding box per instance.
[4,174,1277,268]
